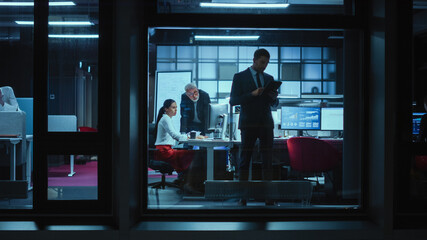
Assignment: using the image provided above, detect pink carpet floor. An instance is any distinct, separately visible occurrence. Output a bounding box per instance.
[48,161,98,187]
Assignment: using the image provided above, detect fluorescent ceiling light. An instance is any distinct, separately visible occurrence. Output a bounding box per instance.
[194,35,259,41]
[16,21,94,26]
[200,3,289,8]
[48,34,98,38]
[328,36,344,39]
[0,2,75,6]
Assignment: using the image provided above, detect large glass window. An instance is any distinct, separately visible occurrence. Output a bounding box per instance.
[48,0,99,132]
[0,0,34,209]
[146,28,359,210]
[406,2,427,209]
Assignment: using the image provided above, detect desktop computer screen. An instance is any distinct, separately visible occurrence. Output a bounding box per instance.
[321,107,344,131]
[413,112,425,135]
[208,103,229,130]
[281,106,321,130]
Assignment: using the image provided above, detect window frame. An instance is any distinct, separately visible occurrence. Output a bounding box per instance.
[141,0,368,219]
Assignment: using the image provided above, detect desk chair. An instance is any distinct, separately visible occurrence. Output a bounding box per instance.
[78,126,97,132]
[415,155,427,172]
[148,151,181,189]
[147,123,181,190]
[287,137,341,195]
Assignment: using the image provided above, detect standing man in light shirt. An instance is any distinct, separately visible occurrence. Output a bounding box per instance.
[180,83,211,135]
[0,86,19,112]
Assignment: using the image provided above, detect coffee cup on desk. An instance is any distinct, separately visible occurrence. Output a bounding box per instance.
[189,131,197,139]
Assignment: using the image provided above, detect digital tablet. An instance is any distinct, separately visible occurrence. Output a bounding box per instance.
[261,81,282,97]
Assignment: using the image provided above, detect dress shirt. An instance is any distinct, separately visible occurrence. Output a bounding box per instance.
[249,67,265,88]
[155,114,187,146]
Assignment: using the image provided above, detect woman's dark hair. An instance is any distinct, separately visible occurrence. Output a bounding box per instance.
[154,99,176,142]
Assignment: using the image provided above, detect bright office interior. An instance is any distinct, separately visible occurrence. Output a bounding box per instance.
[146,27,354,210]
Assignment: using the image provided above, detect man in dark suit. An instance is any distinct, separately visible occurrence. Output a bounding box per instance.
[180,83,211,135]
[230,49,278,205]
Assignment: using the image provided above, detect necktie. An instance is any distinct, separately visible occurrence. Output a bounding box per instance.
[256,72,262,88]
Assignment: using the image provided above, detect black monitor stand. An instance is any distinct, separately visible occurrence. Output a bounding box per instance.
[297,130,304,137]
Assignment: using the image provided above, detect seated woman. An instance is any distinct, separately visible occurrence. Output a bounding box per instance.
[154,99,204,191]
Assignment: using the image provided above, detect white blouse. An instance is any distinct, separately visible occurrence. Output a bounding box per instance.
[155,114,187,146]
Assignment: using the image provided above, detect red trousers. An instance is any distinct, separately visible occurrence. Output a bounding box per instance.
[155,145,194,173]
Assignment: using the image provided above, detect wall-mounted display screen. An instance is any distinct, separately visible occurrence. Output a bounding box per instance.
[321,107,343,131]
[413,112,425,135]
[281,106,320,130]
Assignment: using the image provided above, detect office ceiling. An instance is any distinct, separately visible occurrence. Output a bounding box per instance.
[149,28,344,46]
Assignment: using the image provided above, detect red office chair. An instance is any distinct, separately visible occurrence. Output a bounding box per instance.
[287,137,342,195]
[78,126,98,132]
[415,155,427,172]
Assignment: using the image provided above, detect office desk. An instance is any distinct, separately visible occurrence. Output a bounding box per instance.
[184,137,343,181]
[184,139,236,180]
[26,135,33,190]
[0,136,23,181]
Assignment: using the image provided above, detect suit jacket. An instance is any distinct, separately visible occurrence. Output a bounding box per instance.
[230,68,278,129]
[180,89,211,133]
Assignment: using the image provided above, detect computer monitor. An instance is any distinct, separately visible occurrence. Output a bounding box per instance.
[321,107,344,131]
[208,103,229,130]
[413,112,425,135]
[280,106,321,130]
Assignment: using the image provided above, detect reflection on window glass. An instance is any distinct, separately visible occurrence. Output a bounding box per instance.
[0,0,34,210]
[302,81,321,93]
[47,0,99,132]
[261,46,278,60]
[323,64,336,80]
[199,46,218,59]
[302,64,321,80]
[264,63,278,80]
[157,0,348,15]
[157,62,176,71]
[281,47,301,61]
[219,46,238,59]
[323,81,336,94]
[281,81,301,98]
[302,47,321,61]
[158,46,176,58]
[219,63,237,80]
[48,155,98,200]
[198,63,217,79]
[177,46,195,58]
[239,46,258,60]
[148,28,354,210]
[198,81,217,98]
[282,63,301,80]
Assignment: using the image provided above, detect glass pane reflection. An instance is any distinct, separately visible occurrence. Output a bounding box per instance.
[47,0,99,132]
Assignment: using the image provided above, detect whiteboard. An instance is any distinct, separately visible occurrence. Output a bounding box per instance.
[155,71,192,132]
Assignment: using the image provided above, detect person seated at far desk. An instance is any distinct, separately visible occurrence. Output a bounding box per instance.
[154,99,205,192]
[0,86,19,112]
